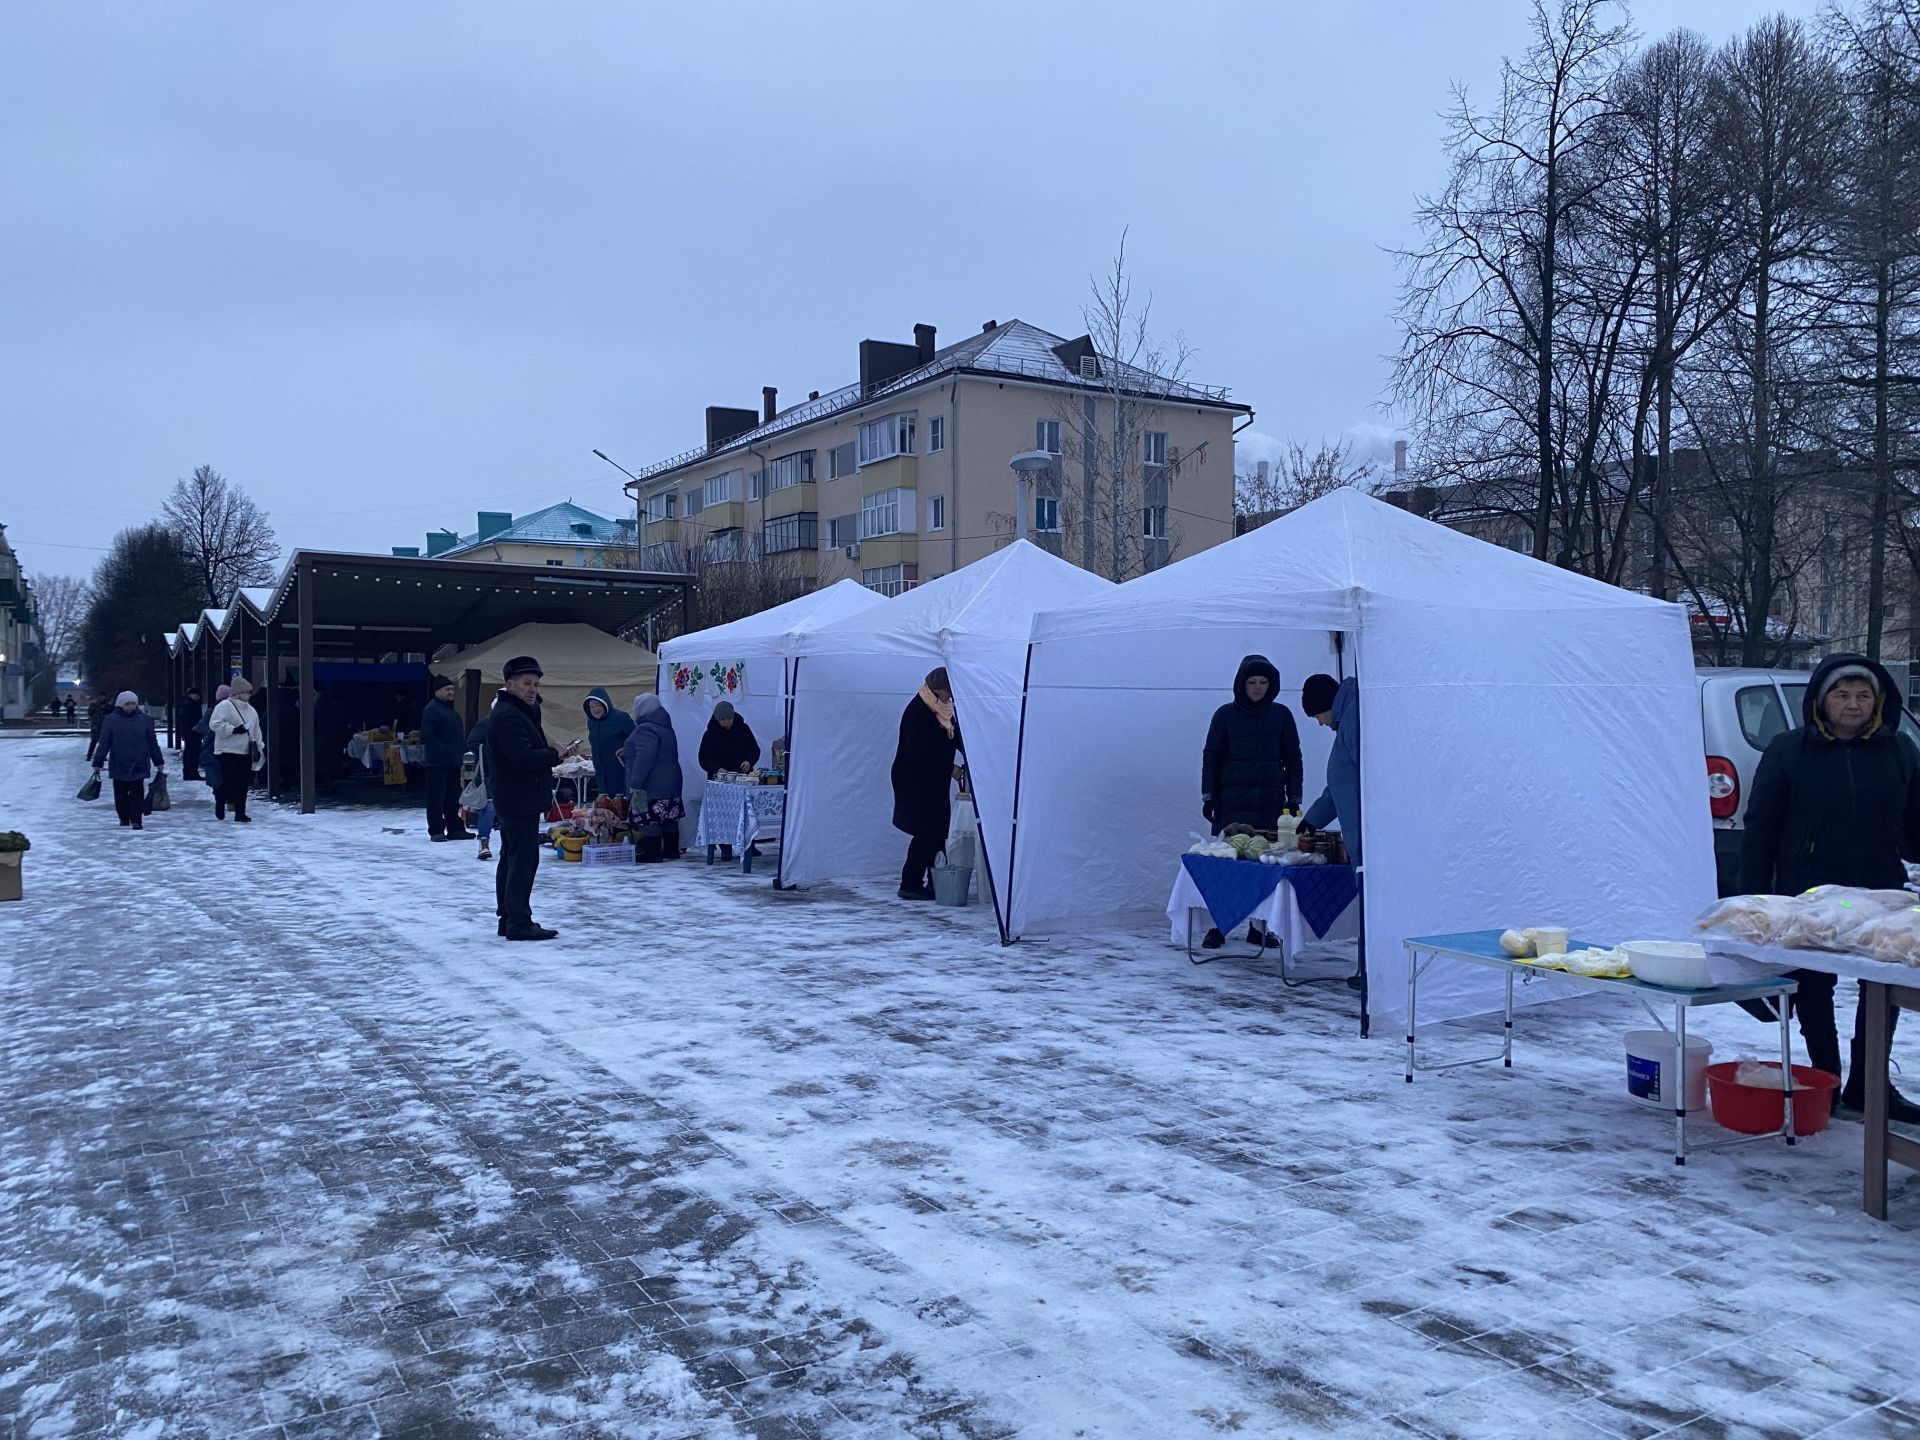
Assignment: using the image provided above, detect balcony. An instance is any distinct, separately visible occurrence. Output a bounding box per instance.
[855,534,919,571]
[859,455,917,496]
[701,501,744,533]
[643,517,680,545]
[764,481,817,520]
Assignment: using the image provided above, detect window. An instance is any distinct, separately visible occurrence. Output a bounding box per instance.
[763,512,818,554]
[1143,505,1167,541]
[928,416,945,453]
[1504,529,1535,556]
[641,543,676,569]
[703,470,743,507]
[750,469,765,501]
[927,494,946,531]
[764,451,815,491]
[1143,431,1168,466]
[684,486,704,517]
[1736,686,1789,751]
[1034,496,1060,533]
[643,492,677,523]
[860,487,917,539]
[827,513,859,549]
[857,413,916,465]
[829,441,857,479]
[704,530,745,563]
[545,559,565,567]
[862,563,915,597]
[1037,419,1062,454]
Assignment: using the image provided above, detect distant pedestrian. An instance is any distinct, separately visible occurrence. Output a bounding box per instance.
[621,694,684,862]
[208,677,264,822]
[890,668,962,901]
[583,687,634,800]
[89,692,164,830]
[465,713,495,862]
[420,674,470,842]
[485,656,580,941]
[87,694,108,747]
[175,686,205,781]
[63,697,76,725]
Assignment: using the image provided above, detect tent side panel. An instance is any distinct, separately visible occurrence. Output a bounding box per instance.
[1360,598,1715,1027]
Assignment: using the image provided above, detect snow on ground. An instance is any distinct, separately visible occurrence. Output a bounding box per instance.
[2,731,1919,1440]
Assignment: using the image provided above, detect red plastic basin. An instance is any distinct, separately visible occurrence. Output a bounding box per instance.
[1705,1061,1838,1136]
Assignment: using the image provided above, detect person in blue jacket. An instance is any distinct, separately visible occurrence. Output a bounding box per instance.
[621,694,683,861]
[583,687,633,800]
[89,691,166,830]
[1299,674,1360,863]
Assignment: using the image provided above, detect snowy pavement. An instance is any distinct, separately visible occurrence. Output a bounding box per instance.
[3,733,1920,1440]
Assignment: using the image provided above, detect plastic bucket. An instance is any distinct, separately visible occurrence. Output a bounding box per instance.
[1623,1030,1713,1112]
[1705,1061,1839,1136]
[931,864,972,907]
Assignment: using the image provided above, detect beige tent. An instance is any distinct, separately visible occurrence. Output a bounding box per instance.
[438,622,656,749]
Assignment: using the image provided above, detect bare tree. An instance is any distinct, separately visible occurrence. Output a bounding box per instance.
[634,537,816,645]
[162,464,280,607]
[1236,439,1378,520]
[29,573,91,674]
[1048,233,1199,579]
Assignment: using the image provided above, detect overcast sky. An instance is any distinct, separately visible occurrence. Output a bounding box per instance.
[1,0,1817,585]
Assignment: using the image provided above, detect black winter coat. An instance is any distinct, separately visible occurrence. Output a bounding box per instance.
[420,697,464,769]
[1201,654,1303,830]
[1740,653,1920,895]
[175,696,203,735]
[699,715,761,777]
[485,691,561,817]
[891,695,960,838]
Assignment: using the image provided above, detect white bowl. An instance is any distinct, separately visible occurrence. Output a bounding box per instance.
[1625,940,1712,989]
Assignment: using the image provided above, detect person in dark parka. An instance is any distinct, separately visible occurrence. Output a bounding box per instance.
[699,700,760,777]
[420,674,470,842]
[175,687,205,781]
[1740,652,1920,1121]
[485,657,579,941]
[90,692,165,829]
[1198,655,1303,948]
[583,687,633,799]
[892,667,962,900]
[622,694,684,861]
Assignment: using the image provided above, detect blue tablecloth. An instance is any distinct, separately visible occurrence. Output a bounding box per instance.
[1179,855,1358,939]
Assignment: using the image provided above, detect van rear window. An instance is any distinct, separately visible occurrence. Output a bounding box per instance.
[1737,686,1789,750]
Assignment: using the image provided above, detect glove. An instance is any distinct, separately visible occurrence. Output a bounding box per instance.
[1201,798,1218,826]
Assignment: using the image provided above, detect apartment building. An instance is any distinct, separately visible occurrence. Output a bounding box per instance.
[396,502,638,569]
[0,524,45,720]
[626,319,1252,597]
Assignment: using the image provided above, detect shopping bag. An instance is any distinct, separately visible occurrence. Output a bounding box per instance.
[380,745,408,787]
[147,773,172,812]
[459,750,489,811]
[76,771,101,802]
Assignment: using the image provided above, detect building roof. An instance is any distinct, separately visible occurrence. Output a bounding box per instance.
[438,502,630,558]
[630,319,1249,488]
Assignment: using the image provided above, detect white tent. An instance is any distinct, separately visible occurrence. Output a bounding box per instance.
[437,622,656,750]
[781,541,1114,936]
[1008,489,1715,1027]
[656,580,888,818]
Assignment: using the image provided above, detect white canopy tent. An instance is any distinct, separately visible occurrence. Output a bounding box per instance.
[656,580,888,816]
[1008,489,1715,1028]
[781,541,1113,936]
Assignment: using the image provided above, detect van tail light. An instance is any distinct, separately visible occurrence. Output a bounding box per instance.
[1707,756,1739,820]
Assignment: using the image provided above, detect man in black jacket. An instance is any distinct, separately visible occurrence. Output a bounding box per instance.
[484,656,580,941]
[1199,654,1304,949]
[420,674,470,842]
[175,687,205,781]
[1741,652,1920,1121]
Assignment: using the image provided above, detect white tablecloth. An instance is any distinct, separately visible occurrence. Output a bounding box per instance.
[1166,862,1360,954]
[695,783,785,852]
[345,738,426,770]
[1702,934,1920,989]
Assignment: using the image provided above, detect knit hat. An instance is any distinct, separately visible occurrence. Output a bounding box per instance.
[503,655,542,680]
[713,701,735,721]
[215,684,231,701]
[1815,664,1880,706]
[115,690,138,707]
[430,674,454,693]
[228,676,254,697]
[1301,673,1340,716]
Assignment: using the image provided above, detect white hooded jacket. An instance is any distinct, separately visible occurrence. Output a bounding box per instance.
[208,696,264,768]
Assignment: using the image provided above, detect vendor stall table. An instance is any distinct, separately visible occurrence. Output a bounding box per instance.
[696,783,785,874]
[345,737,425,770]
[1404,931,1799,1166]
[1167,856,1359,987]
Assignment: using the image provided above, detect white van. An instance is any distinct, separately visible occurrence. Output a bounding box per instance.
[1699,666,1920,894]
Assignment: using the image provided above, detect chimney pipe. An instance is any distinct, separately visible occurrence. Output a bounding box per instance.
[913,323,936,364]
[981,319,998,333]
[762,386,777,424]
[1394,440,1409,478]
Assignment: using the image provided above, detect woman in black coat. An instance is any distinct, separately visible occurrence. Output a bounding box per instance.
[698,701,761,777]
[1198,654,1303,949]
[891,667,961,900]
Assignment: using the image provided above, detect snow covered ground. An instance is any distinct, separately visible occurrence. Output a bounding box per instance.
[2,731,1919,1440]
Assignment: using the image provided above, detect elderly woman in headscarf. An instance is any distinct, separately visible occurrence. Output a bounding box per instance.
[89,691,165,829]
[620,693,684,861]
[891,667,962,900]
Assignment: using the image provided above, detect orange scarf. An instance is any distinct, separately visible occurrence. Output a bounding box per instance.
[918,683,956,739]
